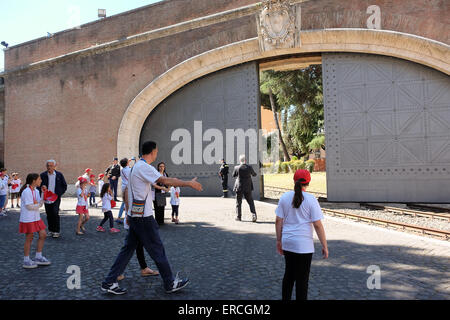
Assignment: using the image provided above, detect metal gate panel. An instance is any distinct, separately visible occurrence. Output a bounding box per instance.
[323,53,450,202]
[140,62,261,199]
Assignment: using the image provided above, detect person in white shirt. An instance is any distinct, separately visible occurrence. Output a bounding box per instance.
[18,173,51,268]
[98,174,105,197]
[96,183,120,233]
[170,186,181,224]
[10,173,21,209]
[75,177,90,235]
[116,158,132,223]
[101,140,203,295]
[0,168,11,215]
[275,169,328,301]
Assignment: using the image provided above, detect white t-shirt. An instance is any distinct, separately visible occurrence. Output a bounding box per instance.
[19,187,42,223]
[170,187,180,205]
[98,180,104,195]
[0,176,8,196]
[275,191,324,254]
[127,159,162,217]
[10,179,21,193]
[102,193,112,212]
[77,187,88,207]
[121,166,131,192]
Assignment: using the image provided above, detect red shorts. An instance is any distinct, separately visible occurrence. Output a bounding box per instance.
[19,219,46,234]
[76,205,89,215]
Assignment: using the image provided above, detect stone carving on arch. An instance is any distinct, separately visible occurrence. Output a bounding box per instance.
[257,0,301,51]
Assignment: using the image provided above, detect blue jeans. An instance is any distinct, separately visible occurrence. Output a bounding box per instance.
[89,192,96,206]
[103,216,174,289]
[0,195,6,209]
[117,202,125,219]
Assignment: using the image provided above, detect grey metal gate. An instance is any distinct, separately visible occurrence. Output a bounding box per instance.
[140,62,262,199]
[323,53,450,202]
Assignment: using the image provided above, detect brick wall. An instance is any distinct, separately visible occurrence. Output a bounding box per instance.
[5,0,259,69]
[4,16,257,183]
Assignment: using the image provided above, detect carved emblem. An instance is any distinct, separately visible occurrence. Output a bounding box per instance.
[258,0,300,51]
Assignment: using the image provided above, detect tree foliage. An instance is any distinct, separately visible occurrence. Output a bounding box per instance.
[260,65,324,157]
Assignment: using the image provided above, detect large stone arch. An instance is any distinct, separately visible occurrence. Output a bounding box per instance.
[117,28,450,159]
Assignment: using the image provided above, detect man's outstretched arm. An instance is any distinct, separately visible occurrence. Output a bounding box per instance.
[157,176,203,191]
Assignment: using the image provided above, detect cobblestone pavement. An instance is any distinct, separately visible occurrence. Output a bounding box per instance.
[0,197,449,300]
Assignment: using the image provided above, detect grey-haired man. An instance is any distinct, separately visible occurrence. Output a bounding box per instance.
[233,155,257,222]
[39,160,67,238]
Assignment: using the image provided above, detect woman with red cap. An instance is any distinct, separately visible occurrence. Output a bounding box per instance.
[275,169,328,300]
[75,177,90,235]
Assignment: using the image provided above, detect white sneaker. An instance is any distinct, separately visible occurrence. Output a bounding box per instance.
[52,232,60,238]
[34,256,51,266]
[47,231,54,237]
[23,260,38,269]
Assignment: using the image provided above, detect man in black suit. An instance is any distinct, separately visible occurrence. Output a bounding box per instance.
[39,160,67,238]
[106,157,121,201]
[233,154,257,222]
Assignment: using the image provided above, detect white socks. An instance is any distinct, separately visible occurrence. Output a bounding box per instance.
[35,252,42,259]
[24,256,31,262]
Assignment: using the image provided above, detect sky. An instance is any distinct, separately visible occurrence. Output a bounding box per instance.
[0,0,163,71]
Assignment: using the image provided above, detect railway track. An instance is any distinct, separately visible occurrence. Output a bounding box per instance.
[322,208,449,240]
[360,203,450,222]
[263,185,450,240]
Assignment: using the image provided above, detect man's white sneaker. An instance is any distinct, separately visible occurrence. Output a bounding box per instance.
[166,272,190,293]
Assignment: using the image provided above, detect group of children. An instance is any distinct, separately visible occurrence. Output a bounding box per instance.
[14,158,183,269]
[0,169,22,216]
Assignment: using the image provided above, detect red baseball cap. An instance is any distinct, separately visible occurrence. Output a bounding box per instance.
[78,176,87,183]
[98,173,105,178]
[89,174,95,178]
[293,169,311,184]
[85,168,92,173]
[44,190,58,202]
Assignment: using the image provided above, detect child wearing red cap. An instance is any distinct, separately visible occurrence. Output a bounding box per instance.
[75,177,90,235]
[18,173,51,268]
[98,174,105,197]
[88,174,97,207]
[10,173,21,208]
[275,169,328,301]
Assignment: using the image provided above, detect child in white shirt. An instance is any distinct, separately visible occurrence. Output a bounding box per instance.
[170,186,181,224]
[75,177,90,235]
[96,183,120,233]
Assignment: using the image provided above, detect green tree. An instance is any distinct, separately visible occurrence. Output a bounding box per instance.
[260,65,324,158]
[260,72,291,161]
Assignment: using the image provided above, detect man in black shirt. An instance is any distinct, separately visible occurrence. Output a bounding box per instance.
[105,157,121,201]
[218,159,229,198]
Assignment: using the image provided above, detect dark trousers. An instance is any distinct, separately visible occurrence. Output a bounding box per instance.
[44,197,61,233]
[282,250,313,300]
[99,211,114,229]
[235,190,256,218]
[103,216,174,289]
[136,242,147,270]
[221,177,228,195]
[171,205,179,217]
[153,201,165,225]
[89,192,96,206]
[109,178,118,201]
